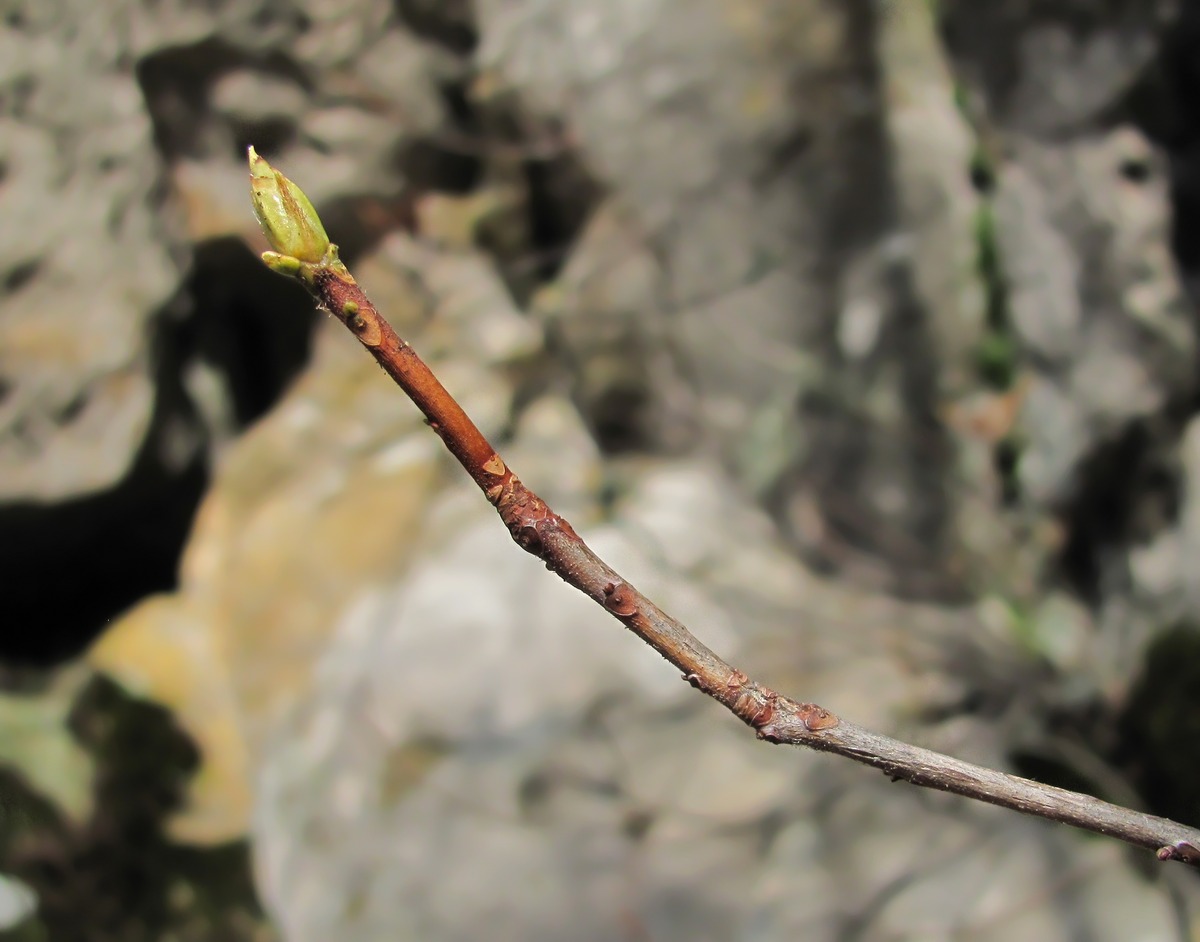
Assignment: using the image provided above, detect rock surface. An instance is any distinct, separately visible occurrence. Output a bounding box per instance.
[3,0,1200,940]
[0,1,178,501]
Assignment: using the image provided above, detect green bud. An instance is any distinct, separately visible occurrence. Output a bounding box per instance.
[261,252,304,278]
[248,146,330,264]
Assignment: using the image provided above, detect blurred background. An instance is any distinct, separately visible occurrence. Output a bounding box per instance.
[2,0,1200,938]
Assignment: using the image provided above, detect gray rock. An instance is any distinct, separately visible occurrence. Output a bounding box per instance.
[211,70,309,127]
[475,0,847,446]
[996,129,1193,505]
[9,1,1194,939]
[485,0,1001,594]
[252,449,1190,941]
[0,6,179,500]
[0,0,462,505]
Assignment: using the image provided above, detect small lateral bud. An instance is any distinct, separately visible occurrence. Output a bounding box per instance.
[248,146,330,263]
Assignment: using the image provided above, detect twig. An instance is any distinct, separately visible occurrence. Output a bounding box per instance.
[246,148,1200,868]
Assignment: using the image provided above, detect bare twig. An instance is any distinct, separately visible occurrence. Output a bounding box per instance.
[247,148,1200,868]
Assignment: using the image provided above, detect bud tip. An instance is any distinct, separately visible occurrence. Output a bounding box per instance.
[247,145,330,264]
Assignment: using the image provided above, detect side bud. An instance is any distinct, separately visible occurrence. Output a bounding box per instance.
[248,146,330,264]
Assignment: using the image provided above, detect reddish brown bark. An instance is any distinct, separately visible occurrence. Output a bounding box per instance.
[297,258,1200,868]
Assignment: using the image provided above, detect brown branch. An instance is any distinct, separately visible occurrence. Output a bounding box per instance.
[247,151,1200,868]
[301,264,1200,868]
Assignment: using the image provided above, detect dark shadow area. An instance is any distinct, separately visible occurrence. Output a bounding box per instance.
[0,675,272,942]
[136,36,311,160]
[395,78,486,196]
[396,133,482,196]
[521,141,603,285]
[392,0,477,54]
[582,381,654,457]
[1114,624,1200,830]
[1118,3,1200,303]
[940,0,1169,131]
[0,480,203,666]
[184,237,319,429]
[1007,696,1118,808]
[1057,421,1180,606]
